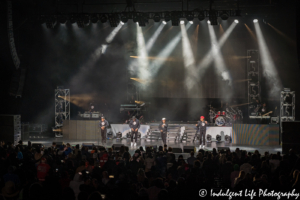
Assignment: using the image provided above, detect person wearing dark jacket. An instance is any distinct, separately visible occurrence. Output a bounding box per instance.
[99,117,109,145]
[159,118,168,145]
[196,116,207,149]
[129,116,140,147]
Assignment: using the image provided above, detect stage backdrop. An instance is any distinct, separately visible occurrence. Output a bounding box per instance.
[232,124,279,146]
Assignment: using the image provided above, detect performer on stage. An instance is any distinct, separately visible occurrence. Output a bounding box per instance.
[99,117,109,144]
[196,116,208,149]
[129,116,140,147]
[159,118,168,145]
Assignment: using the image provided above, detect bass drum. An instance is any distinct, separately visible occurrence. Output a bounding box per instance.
[215,116,226,126]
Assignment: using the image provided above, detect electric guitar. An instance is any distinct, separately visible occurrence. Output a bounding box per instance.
[261,111,273,116]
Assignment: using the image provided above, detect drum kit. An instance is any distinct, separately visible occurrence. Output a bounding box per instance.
[209,105,243,126]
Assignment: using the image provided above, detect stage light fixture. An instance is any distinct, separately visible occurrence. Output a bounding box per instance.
[69,15,76,24]
[76,16,85,28]
[234,19,239,23]
[180,20,184,24]
[90,14,99,23]
[45,16,57,29]
[121,14,128,23]
[58,15,67,24]
[153,13,161,22]
[207,20,211,24]
[220,11,229,20]
[225,135,231,142]
[253,19,258,23]
[116,132,122,138]
[83,15,90,26]
[138,13,148,27]
[216,134,221,142]
[207,134,212,142]
[100,15,108,23]
[108,14,119,27]
[120,21,124,25]
[189,21,193,24]
[164,12,171,22]
[186,12,194,21]
[198,11,205,21]
[162,20,167,24]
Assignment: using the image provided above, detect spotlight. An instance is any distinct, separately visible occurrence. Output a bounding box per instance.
[180,20,184,24]
[133,13,138,23]
[116,132,122,139]
[45,15,57,29]
[234,19,239,23]
[58,15,67,24]
[120,21,124,25]
[216,134,221,142]
[207,134,212,142]
[136,22,139,25]
[207,20,211,24]
[162,20,167,24]
[253,19,258,23]
[220,11,229,20]
[186,12,194,21]
[138,13,148,27]
[225,135,231,142]
[153,13,161,22]
[69,15,76,24]
[90,14,99,23]
[189,21,193,24]
[108,14,119,27]
[198,11,205,21]
[83,15,90,26]
[164,12,171,22]
[121,13,128,23]
[100,14,108,23]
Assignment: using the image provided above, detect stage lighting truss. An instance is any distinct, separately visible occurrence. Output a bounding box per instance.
[247,50,261,116]
[108,14,119,27]
[38,10,241,28]
[280,90,295,122]
[55,87,70,127]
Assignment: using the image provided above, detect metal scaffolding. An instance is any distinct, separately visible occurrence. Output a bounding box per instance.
[280,89,295,122]
[55,87,70,127]
[247,49,261,116]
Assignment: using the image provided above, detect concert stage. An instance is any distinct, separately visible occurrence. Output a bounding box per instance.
[29,120,280,155]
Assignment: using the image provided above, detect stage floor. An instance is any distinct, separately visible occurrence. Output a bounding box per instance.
[24,137,282,155]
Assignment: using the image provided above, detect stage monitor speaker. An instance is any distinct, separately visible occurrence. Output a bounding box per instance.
[145,145,157,152]
[183,146,196,153]
[172,148,182,153]
[282,121,300,154]
[32,143,43,149]
[217,147,230,152]
[82,143,94,150]
[112,144,124,151]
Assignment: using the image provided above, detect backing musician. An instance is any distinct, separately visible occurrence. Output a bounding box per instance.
[159,118,168,145]
[99,117,109,144]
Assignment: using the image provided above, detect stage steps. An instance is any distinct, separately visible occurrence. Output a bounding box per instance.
[146,124,181,142]
[181,125,198,143]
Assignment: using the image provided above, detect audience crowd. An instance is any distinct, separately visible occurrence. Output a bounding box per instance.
[0,140,300,200]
